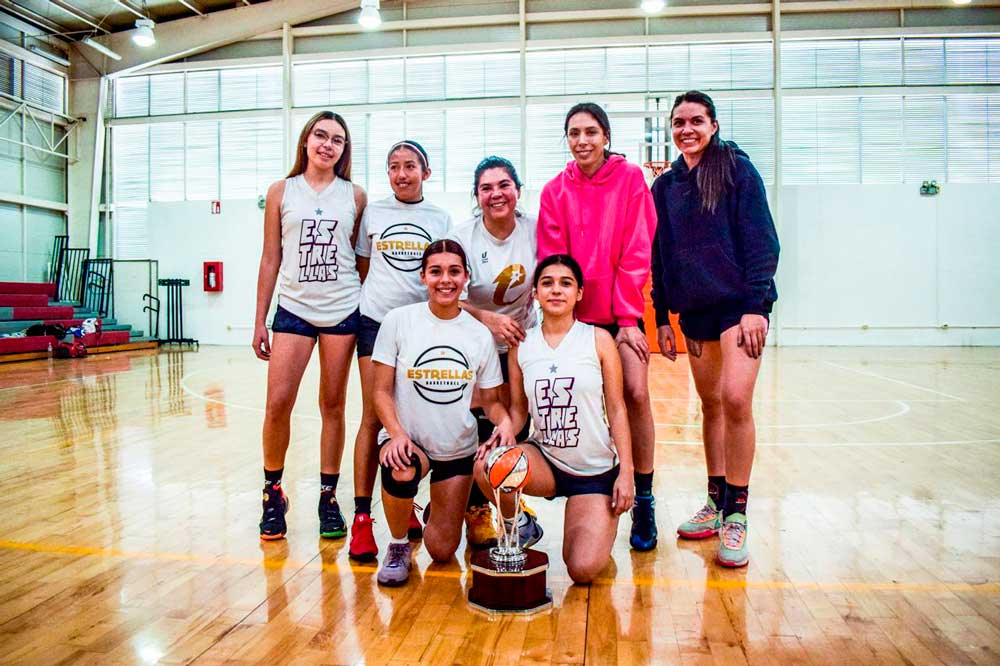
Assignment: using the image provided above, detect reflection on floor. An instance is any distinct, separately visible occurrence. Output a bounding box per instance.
[1,346,998,665]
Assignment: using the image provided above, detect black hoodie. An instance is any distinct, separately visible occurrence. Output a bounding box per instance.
[650,143,779,325]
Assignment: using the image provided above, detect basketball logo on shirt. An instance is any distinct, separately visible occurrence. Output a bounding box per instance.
[375,224,432,272]
[407,345,475,405]
[534,377,580,448]
[298,218,339,282]
[492,264,526,307]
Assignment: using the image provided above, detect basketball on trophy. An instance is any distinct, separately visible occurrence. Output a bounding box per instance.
[486,445,529,492]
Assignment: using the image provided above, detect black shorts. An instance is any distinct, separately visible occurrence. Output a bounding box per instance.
[523,441,619,498]
[499,350,510,384]
[591,317,646,340]
[679,301,771,341]
[356,314,381,358]
[272,305,360,338]
[378,439,475,483]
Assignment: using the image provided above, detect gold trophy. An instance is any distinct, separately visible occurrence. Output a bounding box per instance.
[467,446,552,614]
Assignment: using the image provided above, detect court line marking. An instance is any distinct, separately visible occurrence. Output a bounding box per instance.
[1,539,996,595]
[651,398,952,403]
[823,361,966,402]
[657,438,1000,448]
[656,400,911,429]
[180,367,997,447]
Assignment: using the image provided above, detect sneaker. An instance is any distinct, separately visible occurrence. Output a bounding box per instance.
[349,513,378,562]
[677,498,722,540]
[465,504,498,549]
[516,508,544,549]
[408,503,423,540]
[377,542,412,586]
[630,495,658,551]
[259,483,289,541]
[717,513,749,568]
[318,491,347,539]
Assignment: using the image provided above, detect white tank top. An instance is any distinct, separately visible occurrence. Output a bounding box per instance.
[518,321,617,476]
[278,175,361,327]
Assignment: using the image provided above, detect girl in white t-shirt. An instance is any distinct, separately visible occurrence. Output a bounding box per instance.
[371,239,516,587]
[473,254,635,584]
[448,156,541,549]
[252,111,367,542]
[349,141,452,562]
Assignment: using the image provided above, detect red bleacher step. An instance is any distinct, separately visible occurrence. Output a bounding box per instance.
[0,294,49,307]
[4,306,75,321]
[0,282,57,297]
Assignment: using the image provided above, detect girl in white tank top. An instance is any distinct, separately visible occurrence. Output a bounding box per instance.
[472,253,636,584]
[252,111,367,543]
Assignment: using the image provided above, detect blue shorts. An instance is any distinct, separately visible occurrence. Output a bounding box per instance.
[679,300,771,341]
[271,305,360,338]
[522,441,619,498]
[356,314,381,359]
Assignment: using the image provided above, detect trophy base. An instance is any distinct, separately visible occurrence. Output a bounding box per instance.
[467,548,552,615]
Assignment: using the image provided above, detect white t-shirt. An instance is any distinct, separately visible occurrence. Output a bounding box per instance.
[372,302,503,460]
[355,197,453,322]
[518,321,617,476]
[448,211,538,352]
[277,175,360,327]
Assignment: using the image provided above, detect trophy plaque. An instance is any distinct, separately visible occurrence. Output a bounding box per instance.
[467,446,552,615]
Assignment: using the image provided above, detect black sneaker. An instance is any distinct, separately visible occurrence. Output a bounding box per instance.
[630,494,658,551]
[319,491,347,539]
[260,483,289,541]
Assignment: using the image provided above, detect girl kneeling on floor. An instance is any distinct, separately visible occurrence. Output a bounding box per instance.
[372,239,515,586]
[473,254,634,584]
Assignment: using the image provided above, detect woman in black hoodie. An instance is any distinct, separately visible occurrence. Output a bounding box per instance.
[650,91,779,568]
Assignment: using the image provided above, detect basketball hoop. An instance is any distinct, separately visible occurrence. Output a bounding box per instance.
[643,161,669,179]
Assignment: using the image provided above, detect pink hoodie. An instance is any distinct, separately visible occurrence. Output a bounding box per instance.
[537,154,656,327]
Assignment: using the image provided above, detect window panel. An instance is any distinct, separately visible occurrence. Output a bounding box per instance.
[149,73,184,115]
[406,56,445,101]
[945,39,989,85]
[369,59,405,103]
[116,76,149,117]
[112,125,149,203]
[402,110,445,192]
[186,70,219,113]
[947,95,988,182]
[860,96,904,183]
[148,123,184,201]
[606,48,646,94]
[22,63,64,113]
[859,40,902,86]
[185,121,219,200]
[903,96,946,183]
[367,111,404,194]
[648,45,689,91]
[526,103,571,189]
[904,39,945,86]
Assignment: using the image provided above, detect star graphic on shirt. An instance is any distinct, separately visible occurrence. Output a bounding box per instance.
[549,364,558,374]
[315,208,323,216]
[509,266,523,284]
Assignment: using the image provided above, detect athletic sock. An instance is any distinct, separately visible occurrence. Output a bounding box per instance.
[389,535,408,546]
[264,467,283,486]
[354,496,372,515]
[320,472,339,493]
[724,483,749,519]
[708,475,727,510]
[467,481,489,509]
[634,471,654,497]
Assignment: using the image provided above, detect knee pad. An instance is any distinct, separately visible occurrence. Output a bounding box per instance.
[380,454,421,499]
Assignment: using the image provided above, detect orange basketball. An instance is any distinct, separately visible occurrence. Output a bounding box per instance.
[486,446,529,492]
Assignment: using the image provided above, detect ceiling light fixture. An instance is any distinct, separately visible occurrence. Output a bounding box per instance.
[951,0,971,4]
[28,45,71,67]
[641,0,666,13]
[358,0,382,30]
[132,18,156,47]
[82,37,122,61]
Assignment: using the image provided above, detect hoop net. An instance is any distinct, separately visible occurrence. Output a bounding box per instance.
[643,161,669,179]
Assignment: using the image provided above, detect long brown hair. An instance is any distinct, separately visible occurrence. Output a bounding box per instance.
[287,111,352,180]
[670,91,736,215]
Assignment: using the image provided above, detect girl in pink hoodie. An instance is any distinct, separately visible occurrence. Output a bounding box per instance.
[536,103,659,551]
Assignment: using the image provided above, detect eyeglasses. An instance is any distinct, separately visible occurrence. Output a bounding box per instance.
[311,130,348,147]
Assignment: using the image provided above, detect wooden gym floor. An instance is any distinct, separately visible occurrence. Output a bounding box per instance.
[0,345,998,665]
